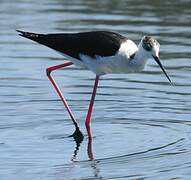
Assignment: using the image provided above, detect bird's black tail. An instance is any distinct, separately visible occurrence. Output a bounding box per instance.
[16,30,44,42]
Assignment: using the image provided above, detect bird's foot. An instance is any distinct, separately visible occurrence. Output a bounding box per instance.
[69,127,84,144]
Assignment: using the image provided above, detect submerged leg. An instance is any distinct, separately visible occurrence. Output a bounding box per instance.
[85,75,99,138]
[46,61,82,137]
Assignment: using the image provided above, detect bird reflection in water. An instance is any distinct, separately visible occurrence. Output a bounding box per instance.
[70,126,101,178]
[70,126,93,161]
[70,128,83,161]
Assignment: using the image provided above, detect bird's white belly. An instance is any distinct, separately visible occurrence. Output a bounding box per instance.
[80,54,143,75]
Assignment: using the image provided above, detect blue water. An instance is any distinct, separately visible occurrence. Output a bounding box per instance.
[1,0,191,179]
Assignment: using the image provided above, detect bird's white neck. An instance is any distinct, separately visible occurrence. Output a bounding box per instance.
[129,42,151,72]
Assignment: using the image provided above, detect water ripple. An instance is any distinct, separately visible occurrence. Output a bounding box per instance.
[1,0,191,179]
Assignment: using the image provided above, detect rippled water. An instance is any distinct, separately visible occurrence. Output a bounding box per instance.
[1,0,191,179]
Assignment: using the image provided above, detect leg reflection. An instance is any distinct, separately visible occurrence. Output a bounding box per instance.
[70,127,101,178]
[88,136,94,160]
[87,129,101,178]
[71,130,84,161]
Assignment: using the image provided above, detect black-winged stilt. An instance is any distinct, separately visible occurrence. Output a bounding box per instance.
[17,30,171,138]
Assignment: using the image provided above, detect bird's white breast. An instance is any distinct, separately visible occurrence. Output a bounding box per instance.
[118,39,138,57]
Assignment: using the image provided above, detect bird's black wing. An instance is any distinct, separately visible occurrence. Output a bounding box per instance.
[17,30,128,60]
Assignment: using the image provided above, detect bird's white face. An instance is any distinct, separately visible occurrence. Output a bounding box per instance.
[151,43,160,58]
[141,36,171,83]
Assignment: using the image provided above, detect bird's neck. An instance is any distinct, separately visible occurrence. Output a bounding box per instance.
[130,42,150,71]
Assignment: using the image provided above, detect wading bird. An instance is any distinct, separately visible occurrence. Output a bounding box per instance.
[17,30,171,138]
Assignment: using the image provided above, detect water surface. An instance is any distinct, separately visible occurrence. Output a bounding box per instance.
[1,0,191,179]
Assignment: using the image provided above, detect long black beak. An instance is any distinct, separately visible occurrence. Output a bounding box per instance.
[152,55,172,83]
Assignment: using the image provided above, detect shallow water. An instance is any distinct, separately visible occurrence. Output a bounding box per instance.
[1,0,191,179]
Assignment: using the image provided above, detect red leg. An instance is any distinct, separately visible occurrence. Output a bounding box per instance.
[85,76,99,138]
[46,61,80,132]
